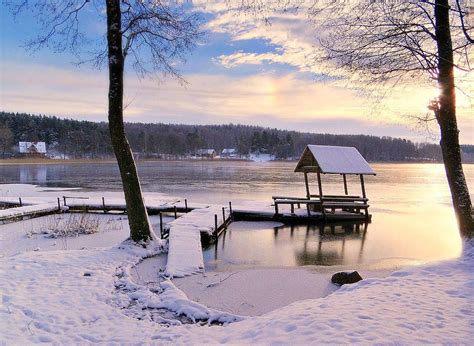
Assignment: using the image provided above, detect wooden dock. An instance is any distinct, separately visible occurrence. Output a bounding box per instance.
[164,205,232,277]
[0,201,65,223]
[63,196,195,215]
[1,194,370,227]
[0,196,196,224]
[233,208,371,224]
[1,195,374,278]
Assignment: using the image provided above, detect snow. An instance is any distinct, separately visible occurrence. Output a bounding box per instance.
[249,153,275,162]
[1,184,473,343]
[295,145,376,175]
[2,232,473,343]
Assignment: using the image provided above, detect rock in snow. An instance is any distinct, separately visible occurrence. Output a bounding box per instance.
[331,271,363,286]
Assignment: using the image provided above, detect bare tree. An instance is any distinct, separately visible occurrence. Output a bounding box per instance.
[6,0,202,244]
[314,0,473,238]
[235,0,473,238]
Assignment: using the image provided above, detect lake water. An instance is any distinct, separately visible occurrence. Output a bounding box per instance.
[1,161,472,269]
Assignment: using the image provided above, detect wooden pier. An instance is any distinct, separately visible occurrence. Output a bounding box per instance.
[63,196,195,215]
[233,208,371,224]
[1,194,373,278]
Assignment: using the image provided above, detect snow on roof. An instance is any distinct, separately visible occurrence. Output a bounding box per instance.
[294,145,375,175]
[196,149,216,155]
[19,141,46,154]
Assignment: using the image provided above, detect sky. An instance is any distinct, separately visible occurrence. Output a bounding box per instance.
[0,1,472,144]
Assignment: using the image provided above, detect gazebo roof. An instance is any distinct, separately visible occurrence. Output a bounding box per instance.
[294,145,376,175]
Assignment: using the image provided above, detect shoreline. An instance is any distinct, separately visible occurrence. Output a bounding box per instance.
[0,158,254,165]
[0,158,458,166]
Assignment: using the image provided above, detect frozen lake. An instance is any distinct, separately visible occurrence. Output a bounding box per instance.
[1,161,472,268]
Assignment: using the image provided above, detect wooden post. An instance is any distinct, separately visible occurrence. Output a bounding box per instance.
[317,171,325,219]
[57,197,61,211]
[360,174,366,198]
[317,171,323,197]
[102,197,107,214]
[229,201,233,221]
[174,205,177,219]
[63,196,67,206]
[343,174,348,195]
[19,197,23,207]
[222,207,226,224]
[184,199,188,212]
[304,172,310,199]
[159,212,163,238]
[214,214,218,237]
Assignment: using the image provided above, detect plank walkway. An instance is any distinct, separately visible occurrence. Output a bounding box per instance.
[164,206,231,277]
[0,196,199,223]
[0,202,66,223]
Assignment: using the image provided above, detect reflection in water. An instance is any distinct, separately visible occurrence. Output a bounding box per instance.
[204,221,370,269]
[292,223,368,266]
[20,166,47,184]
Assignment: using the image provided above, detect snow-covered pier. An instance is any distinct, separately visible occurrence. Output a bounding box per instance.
[165,206,231,277]
[0,201,66,223]
[63,196,193,215]
[0,195,196,224]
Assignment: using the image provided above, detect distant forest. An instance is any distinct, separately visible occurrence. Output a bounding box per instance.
[1,111,472,162]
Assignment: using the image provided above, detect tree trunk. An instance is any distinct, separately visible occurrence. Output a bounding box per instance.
[434,0,473,238]
[106,0,154,243]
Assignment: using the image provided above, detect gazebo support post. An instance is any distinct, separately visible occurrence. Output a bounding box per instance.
[304,172,310,199]
[360,174,366,198]
[317,171,323,198]
[343,174,348,195]
[317,170,325,219]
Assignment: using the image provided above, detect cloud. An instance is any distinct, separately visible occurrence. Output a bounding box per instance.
[195,1,473,119]
[0,61,363,119]
[1,60,472,143]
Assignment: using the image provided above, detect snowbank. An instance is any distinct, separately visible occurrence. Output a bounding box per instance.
[1,238,473,343]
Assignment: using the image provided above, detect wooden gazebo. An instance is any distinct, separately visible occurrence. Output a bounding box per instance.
[295,145,375,199]
[273,145,376,220]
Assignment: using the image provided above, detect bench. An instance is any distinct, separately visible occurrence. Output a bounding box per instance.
[321,201,370,217]
[272,196,311,211]
[273,199,321,216]
[311,195,368,203]
[322,197,368,203]
[272,195,370,219]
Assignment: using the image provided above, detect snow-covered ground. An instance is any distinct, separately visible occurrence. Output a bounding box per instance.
[1,184,473,343]
[248,153,275,162]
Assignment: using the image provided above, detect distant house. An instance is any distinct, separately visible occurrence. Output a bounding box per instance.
[221,148,239,158]
[195,149,216,158]
[18,142,47,157]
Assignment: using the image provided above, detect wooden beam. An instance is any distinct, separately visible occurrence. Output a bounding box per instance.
[304,172,310,199]
[343,174,348,195]
[360,174,366,199]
